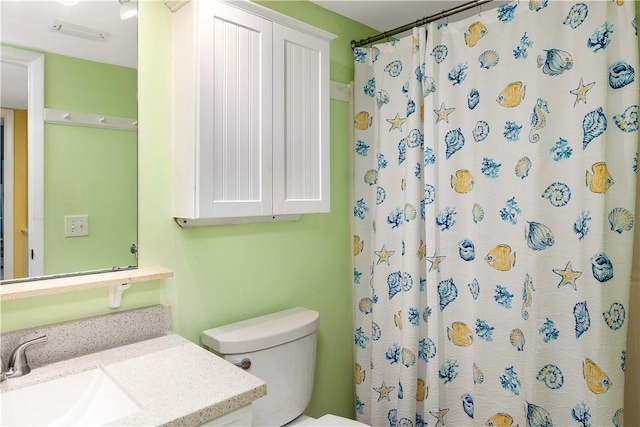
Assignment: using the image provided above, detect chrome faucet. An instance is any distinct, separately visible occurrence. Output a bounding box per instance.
[1,335,48,381]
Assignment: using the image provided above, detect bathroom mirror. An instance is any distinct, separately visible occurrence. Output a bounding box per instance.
[0,0,137,282]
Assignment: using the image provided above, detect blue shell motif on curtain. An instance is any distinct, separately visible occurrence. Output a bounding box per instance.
[353,1,638,426]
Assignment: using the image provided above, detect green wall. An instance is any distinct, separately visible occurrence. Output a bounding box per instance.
[137,0,373,418]
[44,126,137,274]
[43,52,138,274]
[1,0,374,420]
[0,46,139,275]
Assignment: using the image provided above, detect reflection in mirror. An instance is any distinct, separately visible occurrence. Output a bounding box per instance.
[0,0,137,282]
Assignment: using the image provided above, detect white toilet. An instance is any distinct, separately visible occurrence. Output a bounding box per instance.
[202,307,368,427]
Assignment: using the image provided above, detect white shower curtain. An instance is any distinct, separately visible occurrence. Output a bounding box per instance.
[353,2,638,426]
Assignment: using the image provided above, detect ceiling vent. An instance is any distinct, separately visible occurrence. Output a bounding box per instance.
[49,20,110,42]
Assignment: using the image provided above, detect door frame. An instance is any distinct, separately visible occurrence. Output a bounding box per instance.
[0,47,44,277]
[1,108,14,279]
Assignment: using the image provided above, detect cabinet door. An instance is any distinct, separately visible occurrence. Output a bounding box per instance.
[197,0,273,218]
[272,24,330,215]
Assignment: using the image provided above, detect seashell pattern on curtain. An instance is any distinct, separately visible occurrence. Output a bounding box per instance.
[352,1,638,426]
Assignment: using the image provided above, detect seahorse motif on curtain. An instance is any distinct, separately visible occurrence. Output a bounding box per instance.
[354,1,638,426]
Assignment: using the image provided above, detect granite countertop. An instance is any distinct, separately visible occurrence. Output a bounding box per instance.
[0,333,267,426]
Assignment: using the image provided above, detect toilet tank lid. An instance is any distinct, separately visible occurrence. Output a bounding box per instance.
[202,307,319,354]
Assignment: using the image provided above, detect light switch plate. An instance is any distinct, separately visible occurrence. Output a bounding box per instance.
[64,215,89,237]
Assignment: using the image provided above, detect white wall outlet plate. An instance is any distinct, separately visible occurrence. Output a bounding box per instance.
[64,215,89,237]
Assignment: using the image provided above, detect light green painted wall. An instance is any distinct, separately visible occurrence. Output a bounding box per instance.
[43,53,138,274]
[44,53,137,116]
[137,0,373,419]
[0,46,138,275]
[44,126,137,274]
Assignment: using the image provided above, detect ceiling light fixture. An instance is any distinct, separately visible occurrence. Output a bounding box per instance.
[49,20,110,42]
[119,0,137,20]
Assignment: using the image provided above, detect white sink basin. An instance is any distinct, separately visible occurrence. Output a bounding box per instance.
[1,368,140,426]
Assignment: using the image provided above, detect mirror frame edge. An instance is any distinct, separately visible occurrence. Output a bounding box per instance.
[0,46,44,278]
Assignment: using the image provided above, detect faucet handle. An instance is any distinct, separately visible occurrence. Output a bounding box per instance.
[7,335,48,378]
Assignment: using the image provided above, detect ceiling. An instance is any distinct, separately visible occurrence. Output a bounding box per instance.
[0,0,505,109]
[1,0,137,68]
[0,1,508,69]
[1,0,136,109]
[310,0,507,37]
[1,1,506,68]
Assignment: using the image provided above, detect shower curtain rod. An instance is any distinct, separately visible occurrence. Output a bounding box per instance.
[350,0,494,50]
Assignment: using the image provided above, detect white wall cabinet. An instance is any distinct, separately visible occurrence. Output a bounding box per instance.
[172,0,335,225]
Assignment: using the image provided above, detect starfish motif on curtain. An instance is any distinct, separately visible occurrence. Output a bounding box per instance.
[429,408,449,427]
[552,260,582,290]
[375,245,395,265]
[426,253,446,272]
[570,78,595,107]
[434,102,455,123]
[373,380,395,402]
[386,113,407,132]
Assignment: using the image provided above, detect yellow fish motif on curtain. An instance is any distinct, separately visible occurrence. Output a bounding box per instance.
[416,378,428,401]
[485,413,518,427]
[583,358,612,394]
[354,111,373,130]
[473,363,484,384]
[354,235,364,256]
[497,82,526,107]
[485,244,516,271]
[464,22,488,47]
[586,162,615,193]
[417,239,427,260]
[447,321,473,346]
[354,363,365,384]
[394,310,403,329]
[451,169,474,193]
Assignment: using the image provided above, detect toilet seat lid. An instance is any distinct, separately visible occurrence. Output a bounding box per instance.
[309,414,369,426]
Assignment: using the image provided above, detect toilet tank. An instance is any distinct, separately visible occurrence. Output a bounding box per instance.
[202,307,319,427]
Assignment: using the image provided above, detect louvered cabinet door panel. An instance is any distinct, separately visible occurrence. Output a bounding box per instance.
[197,0,273,218]
[272,24,330,215]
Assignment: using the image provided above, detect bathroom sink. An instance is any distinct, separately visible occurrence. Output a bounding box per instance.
[1,368,140,426]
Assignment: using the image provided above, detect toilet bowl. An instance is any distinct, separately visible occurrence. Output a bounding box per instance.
[202,307,368,427]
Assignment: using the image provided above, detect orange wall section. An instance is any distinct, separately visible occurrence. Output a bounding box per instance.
[12,109,28,279]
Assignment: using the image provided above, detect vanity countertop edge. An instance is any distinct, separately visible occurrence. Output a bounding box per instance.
[0,333,267,426]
